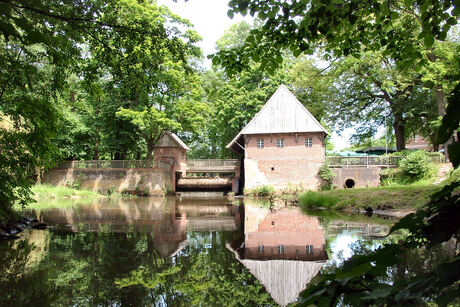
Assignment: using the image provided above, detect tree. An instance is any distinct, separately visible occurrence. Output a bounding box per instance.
[329,50,436,151]
[214,0,458,74]
[0,0,204,219]
[116,107,180,160]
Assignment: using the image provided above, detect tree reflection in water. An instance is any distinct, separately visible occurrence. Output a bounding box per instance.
[0,196,411,306]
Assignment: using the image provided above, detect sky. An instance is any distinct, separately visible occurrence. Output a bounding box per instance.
[158,0,353,150]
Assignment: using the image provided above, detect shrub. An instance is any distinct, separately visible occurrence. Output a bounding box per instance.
[318,162,336,190]
[245,185,275,196]
[398,151,433,179]
[298,191,339,209]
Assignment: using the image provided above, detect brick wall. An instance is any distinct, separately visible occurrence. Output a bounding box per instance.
[153,147,187,174]
[244,132,325,189]
[43,168,174,195]
[244,206,326,260]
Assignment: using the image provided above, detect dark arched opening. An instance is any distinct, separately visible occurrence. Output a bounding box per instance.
[345,178,355,189]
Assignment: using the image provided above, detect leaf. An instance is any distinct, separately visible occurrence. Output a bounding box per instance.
[424,35,434,48]
[422,80,435,88]
[227,10,234,19]
[336,262,372,279]
[403,0,413,8]
[446,17,457,25]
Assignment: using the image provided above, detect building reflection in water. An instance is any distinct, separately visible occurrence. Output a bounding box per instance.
[31,196,241,258]
[228,200,327,307]
[30,196,326,306]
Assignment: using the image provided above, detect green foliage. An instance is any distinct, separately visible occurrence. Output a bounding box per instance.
[244,185,275,196]
[299,176,460,306]
[0,0,206,220]
[399,150,434,179]
[30,184,103,200]
[298,191,339,209]
[214,0,459,74]
[116,107,180,159]
[318,162,336,190]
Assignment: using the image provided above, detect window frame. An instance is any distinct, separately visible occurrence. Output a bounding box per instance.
[276,138,284,148]
[305,137,313,147]
[256,138,264,148]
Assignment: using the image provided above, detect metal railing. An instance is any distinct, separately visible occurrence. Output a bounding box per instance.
[187,159,240,168]
[326,156,401,168]
[57,160,155,169]
[326,154,444,168]
[186,159,240,172]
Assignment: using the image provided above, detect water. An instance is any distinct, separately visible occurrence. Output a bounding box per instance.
[0,196,396,306]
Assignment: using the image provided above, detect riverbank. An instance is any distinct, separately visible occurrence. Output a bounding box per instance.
[1,185,108,239]
[298,185,440,212]
[31,184,106,200]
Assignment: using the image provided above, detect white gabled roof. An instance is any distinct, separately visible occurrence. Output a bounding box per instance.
[155,131,190,151]
[227,85,327,151]
[227,243,326,307]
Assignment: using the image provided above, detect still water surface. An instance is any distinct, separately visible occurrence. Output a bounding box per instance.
[0,196,395,306]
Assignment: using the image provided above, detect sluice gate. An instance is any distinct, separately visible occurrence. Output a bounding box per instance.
[176,177,233,192]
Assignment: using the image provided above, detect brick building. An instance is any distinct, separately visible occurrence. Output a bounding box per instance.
[228,204,327,306]
[227,85,327,190]
[406,135,432,151]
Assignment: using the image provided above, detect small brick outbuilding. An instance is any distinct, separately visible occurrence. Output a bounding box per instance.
[227,85,327,190]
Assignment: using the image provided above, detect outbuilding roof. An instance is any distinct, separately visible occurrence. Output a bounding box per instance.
[226,85,327,152]
[155,131,190,151]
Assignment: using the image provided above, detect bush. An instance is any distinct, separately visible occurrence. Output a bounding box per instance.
[318,162,336,190]
[398,151,433,179]
[298,191,339,209]
[245,185,275,196]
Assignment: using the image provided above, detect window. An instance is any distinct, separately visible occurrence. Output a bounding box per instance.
[277,245,285,254]
[305,137,312,147]
[257,245,264,254]
[306,245,313,254]
[276,138,284,148]
[257,139,264,148]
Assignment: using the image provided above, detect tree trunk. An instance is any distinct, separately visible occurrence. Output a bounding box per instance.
[394,119,406,151]
[136,150,141,160]
[146,141,155,160]
[93,139,99,160]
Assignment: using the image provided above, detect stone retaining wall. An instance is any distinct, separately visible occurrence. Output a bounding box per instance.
[332,167,381,189]
[43,168,174,195]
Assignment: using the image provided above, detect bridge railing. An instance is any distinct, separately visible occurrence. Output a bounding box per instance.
[326,153,443,168]
[186,159,240,168]
[57,160,156,169]
[326,156,402,168]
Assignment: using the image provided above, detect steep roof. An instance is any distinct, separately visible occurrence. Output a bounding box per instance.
[155,131,190,151]
[227,243,326,307]
[227,85,327,152]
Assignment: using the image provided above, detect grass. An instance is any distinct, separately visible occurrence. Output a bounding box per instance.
[298,191,339,209]
[302,208,397,227]
[380,165,439,186]
[31,184,105,200]
[298,185,440,211]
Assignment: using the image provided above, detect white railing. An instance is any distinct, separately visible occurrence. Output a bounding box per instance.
[326,154,443,168]
[187,159,240,168]
[57,160,155,169]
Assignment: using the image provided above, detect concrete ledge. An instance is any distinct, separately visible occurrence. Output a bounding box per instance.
[332,167,381,189]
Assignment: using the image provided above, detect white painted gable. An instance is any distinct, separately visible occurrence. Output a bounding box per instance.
[241,85,327,135]
[227,85,327,151]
